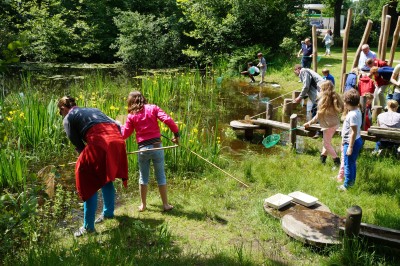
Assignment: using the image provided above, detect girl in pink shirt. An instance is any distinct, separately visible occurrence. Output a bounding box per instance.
[121,91,179,212]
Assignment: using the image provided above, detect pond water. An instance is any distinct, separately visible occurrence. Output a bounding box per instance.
[2,63,308,156]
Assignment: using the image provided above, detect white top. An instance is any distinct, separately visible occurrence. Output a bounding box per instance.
[341,109,362,143]
[377,111,400,142]
[393,64,400,93]
[358,50,377,69]
[323,34,333,45]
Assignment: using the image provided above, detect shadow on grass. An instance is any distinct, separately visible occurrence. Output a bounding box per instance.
[14,214,284,265]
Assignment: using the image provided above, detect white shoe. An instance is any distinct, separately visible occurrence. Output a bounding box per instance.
[337,185,347,191]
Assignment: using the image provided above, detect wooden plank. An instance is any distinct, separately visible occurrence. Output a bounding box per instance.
[230,120,260,129]
[368,127,400,140]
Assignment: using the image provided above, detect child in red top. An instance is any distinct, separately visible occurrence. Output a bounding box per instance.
[358,73,375,96]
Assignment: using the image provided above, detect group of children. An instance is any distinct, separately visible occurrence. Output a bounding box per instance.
[301,55,400,191]
[303,80,362,191]
[241,53,267,84]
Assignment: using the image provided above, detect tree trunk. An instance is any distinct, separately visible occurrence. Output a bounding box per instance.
[334,0,343,37]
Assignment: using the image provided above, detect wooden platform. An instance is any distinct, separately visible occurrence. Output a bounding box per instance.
[230,120,260,129]
[263,201,331,219]
[281,210,342,246]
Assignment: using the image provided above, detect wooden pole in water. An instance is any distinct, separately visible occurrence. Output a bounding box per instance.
[282,98,293,122]
[292,91,300,100]
[289,114,297,148]
[340,9,353,93]
[312,25,318,72]
[345,206,362,237]
[389,16,400,66]
[352,20,373,69]
[265,102,273,136]
[378,5,389,58]
[380,15,392,61]
[266,102,273,120]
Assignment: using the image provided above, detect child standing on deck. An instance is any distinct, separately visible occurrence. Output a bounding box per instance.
[337,89,363,191]
[303,80,344,165]
[121,91,179,212]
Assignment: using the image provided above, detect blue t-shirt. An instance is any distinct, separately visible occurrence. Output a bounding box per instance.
[302,44,313,57]
[323,73,335,85]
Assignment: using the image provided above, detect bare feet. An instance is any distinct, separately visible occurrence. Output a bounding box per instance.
[163,204,174,212]
[138,204,146,212]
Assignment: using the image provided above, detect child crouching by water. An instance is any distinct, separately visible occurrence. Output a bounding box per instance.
[304,80,343,165]
[337,89,363,191]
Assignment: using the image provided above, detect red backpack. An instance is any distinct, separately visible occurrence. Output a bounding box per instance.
[358,76,375,96]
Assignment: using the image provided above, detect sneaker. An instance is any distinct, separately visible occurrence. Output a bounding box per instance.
[95,214,113,224]
[337,184,347,191]
[259,81,264,84]
[333,157,340,167]
[74,227,95,237]
[320,155,327,164]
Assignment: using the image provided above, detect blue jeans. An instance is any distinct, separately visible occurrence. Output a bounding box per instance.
[343,138,363,188]
[83,181,115,231]
[301,57,312,68]
[138,144,167,185]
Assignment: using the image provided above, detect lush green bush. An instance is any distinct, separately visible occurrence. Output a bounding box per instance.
[112,11,184,68]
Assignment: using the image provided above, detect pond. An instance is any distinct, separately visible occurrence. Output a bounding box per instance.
[0,63,310,192]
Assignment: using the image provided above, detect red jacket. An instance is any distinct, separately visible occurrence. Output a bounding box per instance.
[358,76,375,96]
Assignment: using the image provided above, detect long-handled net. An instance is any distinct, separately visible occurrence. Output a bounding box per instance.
[262,127,300,148]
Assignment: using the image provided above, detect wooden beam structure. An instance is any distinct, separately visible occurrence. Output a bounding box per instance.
[340,9,353,93]
[389,16,400,66]
[352,20,373,69]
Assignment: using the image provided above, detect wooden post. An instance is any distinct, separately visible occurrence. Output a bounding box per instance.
[345,206,362,237]
[265,102,273,136]
[266,102,273,120]
[283,98,293,117]
[389,16,400,66]
[340,9,353,93]
[372,106,383,121]
[360,96,367,130]
[378,5,389,58]
[352,20,373,69]
[292,91,301,100]
[341,73,349,94]
[312,26,318,72]
[380,15,391,61]
[289,114,297,148]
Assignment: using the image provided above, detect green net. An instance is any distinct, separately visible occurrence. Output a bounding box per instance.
[262,134,281,148]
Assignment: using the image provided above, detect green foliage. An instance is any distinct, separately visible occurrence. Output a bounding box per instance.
[112,11,183,68]
[178,0,299,65]
[0,146,28,191]
[0,190,38,259]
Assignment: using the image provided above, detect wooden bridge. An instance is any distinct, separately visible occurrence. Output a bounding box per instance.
[230,92,400,147]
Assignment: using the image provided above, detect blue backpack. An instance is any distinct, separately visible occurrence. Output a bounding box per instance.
[344,72,357,91]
